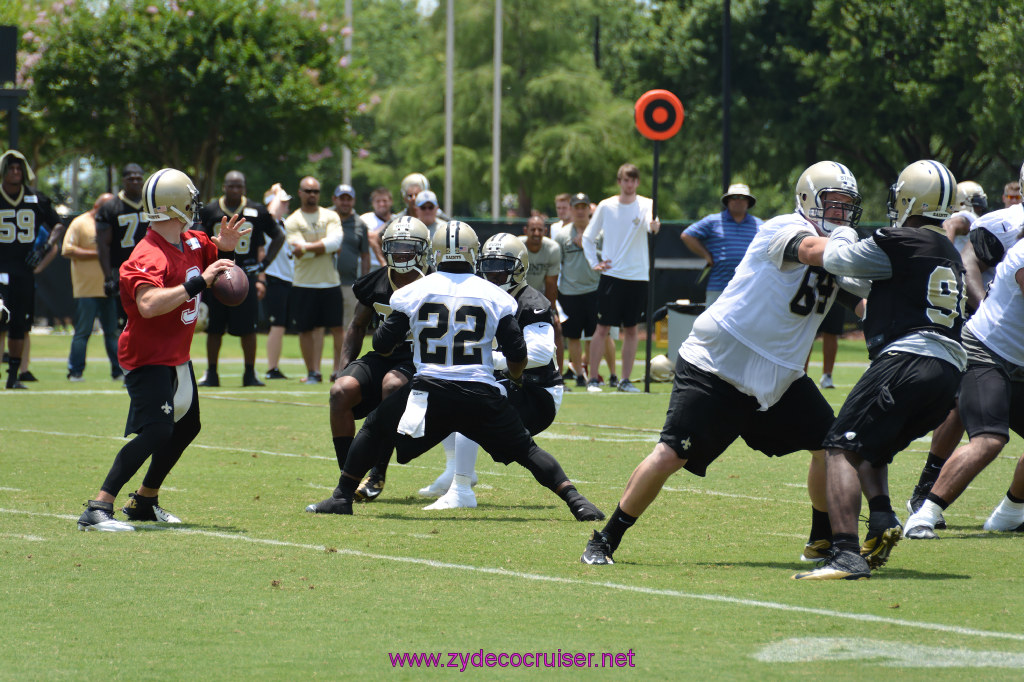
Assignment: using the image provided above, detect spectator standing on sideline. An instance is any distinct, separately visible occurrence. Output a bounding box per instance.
[549,193,572,240]
[555,193,601,387]
[62,192,121,382]
[331,183,370,380]
[414,190,447,237]
[681,183,762,305]
[582,163,660,394]
[393,173,430,221]
[0,150,65,390]
[1003,180,1022,208]
[96,163,148,329]
[284,176,343,384]
[76,168,248,531]
[361,186,393,269]
[520,214,564,375]
[197,171,285,388]
[262,184,294,379]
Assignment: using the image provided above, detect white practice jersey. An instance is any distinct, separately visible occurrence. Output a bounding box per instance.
[389,271,518,388]
[966,238,1024,367]
[971,203,1024,254]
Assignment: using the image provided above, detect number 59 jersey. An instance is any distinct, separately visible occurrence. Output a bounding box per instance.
[389,270,519,387]
[704,212,841,372]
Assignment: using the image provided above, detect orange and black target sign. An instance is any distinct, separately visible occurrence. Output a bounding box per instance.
[634,90,684,141]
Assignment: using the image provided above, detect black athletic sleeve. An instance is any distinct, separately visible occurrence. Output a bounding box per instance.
[969,228,1005,268]
[835,288,862,312]
[495,314,527,364]
[373,311,411,354]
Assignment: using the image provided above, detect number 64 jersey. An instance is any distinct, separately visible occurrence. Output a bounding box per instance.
[689,212,862,374]
[382,270,520,390]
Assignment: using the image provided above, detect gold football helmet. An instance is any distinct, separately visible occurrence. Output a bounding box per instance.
[794,161,862,233]
[431,221,479,270]
[382,215,431,274]
[648,353,675,382]
[478,233,530,293]
[142,168,201,226]
[887,160,957,228]
[955,180,987,215]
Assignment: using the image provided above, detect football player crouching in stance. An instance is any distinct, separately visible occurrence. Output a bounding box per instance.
[77,168,249,531]
[308,222,604,521]
[417,232,566,510]
[306,216,431,514]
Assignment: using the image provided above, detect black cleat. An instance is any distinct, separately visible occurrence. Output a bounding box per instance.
[860,511,903,569]
[197,370,220,387]
[793,548,870,580]
[305,494,353,515]
[581,530,615,565]
[121,492,181,523]
[18,371,38,382]
[5,380,27,390]
[907,484,945,529]
[354,470,385,502]
[242,372,265,387]
[265,368,288,380]
[78,500,134,532]
[569,497,605,522]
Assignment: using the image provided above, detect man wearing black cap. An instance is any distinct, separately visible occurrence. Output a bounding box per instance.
[681,183,762,305]
[96,163,149,330]
[331,183,370,380]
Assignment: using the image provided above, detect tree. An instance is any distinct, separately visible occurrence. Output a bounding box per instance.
[29,0,366,197]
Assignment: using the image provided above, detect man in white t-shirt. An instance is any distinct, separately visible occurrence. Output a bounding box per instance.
[581,163,660,394]
[361,186,393,270]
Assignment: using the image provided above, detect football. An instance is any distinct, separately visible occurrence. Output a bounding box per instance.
[212,264,248,307]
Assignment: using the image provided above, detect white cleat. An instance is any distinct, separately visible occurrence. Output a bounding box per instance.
[423,475,477,510]
[983,497,1024,531]
[418,471,477,499]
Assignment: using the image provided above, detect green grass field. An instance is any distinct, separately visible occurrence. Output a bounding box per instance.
[2,333,1023,680]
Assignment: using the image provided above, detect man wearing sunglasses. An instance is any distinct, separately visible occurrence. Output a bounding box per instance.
[283,177,343,384]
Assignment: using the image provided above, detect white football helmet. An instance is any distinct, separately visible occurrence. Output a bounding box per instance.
[648,353,675,382]
[477,233,529,293]
[382,215,431,274]
[887,160,957,228]
[955,180,987,215]
[143,168,201,225]
[431,221,479,270]
[794,161,863,233]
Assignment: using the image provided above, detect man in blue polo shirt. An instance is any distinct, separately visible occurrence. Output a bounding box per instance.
[681,183,762,304]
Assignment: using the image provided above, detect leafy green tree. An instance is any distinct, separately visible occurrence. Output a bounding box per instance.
[29,0,365,197]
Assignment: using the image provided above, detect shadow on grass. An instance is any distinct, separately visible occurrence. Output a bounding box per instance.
[132,522,247,533]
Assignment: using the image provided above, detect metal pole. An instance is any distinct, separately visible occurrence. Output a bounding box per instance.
[644,139,660,393]
[341,0,352,185]
[444,0,454,217]
[721,0,731,194]
[491,0,502,220]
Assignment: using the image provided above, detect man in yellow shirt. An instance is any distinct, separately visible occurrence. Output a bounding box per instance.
[284,176,343,384]
[61,192,122,382]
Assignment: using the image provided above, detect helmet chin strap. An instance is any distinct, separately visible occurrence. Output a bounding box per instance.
[896,197,916,228]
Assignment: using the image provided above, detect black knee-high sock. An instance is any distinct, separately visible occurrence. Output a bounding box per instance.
[333,436,353,470]
[516,442,569,491]
[809,507,832,543]
[915,454,945,489]
[601,505,637,553]
[6,356,20,385]
[101,422,175,497]
[867,495,892,514]
[832,532,859,553]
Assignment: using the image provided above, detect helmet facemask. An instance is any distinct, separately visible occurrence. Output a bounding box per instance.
[384,237,429,275]
[477,255,521,291]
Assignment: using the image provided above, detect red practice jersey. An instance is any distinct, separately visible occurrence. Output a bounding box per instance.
[118,228,218,372]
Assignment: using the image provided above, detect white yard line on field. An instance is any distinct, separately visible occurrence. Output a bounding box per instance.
[2,505,1024,644]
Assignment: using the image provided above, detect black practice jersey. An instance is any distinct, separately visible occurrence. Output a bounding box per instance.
[198,196,280,268]
[863,226,965,359]
[94,191,148,270]
[0,186,62,274]
[511,285,563,387]
[351,267,421,362]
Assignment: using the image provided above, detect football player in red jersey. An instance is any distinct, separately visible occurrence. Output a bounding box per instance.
[77,168,249,531]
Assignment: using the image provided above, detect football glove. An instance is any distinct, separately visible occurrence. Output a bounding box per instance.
[502,370,524,389]
[104,276,119,299]
[25,245,47,268]
[243,261,266,276]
